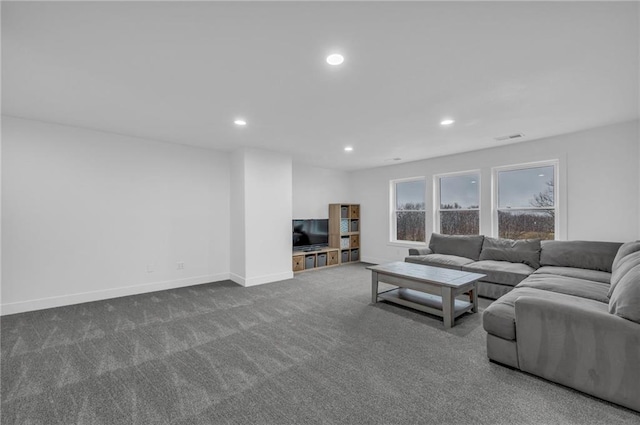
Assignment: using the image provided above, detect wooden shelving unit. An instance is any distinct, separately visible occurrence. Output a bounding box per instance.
[292,247,340,273]
[329,204,360,264]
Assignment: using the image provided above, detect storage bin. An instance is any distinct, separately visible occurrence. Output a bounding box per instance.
[328,251,339,265]
[317,253,327,267]
[341,250,350,263]
[350,205,360,219]
[305,255,315,269]
[350,249,359,261]
[292,255,304,272]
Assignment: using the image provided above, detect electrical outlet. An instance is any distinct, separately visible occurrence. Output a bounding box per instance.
[177,261,184,270]
[146,264,154,273]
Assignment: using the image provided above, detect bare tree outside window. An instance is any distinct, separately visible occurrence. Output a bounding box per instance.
[497,165,556,240]
[441,209,480,235]
[393,179,426,242]
[438,173,480,235]
[396,202,426,241]
[531,180,555,209]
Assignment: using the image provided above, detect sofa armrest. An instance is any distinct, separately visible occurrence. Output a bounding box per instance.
[515,296,640,412]
[408,247,433,255]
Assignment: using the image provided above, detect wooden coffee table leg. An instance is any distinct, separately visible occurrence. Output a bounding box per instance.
[371,271,379,303]
[442,286,454,328]
[472,281,479,313]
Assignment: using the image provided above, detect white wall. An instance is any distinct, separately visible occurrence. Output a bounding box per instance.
[230,148,293,286]
[292,163,350,219]
[0,113,2,313]
[4,116,637,313]
[230,150,246,280]
[1,117,231,314]
[637,120,640,240]
[637,4,640,241]
[349,120,640,265]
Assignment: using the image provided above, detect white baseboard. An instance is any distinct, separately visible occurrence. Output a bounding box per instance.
[229,272,246,286]
[230,271,294,287]
[0,273,231,316]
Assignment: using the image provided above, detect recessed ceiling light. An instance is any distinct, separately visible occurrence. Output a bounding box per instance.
[344,146,353,152]
[234,119,247,126]
[440,119,455,126]
[471,180,477,184]
[326,54,344,66]
[538,174,545,177]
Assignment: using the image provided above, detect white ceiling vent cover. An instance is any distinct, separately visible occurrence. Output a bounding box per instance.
[494,133,525,142]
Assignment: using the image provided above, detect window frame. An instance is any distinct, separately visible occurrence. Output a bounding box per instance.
[491,160,560,240]
[389,176,427,245]
[433,169,481,235]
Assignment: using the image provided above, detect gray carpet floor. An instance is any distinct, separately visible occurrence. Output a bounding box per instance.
[2,263,639,424]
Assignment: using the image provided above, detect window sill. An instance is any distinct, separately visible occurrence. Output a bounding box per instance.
[388,241,427,248]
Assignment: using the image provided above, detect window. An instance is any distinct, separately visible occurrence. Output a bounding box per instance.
[494,161,558,240]
[391,178,426,242]
[436,172,480,235]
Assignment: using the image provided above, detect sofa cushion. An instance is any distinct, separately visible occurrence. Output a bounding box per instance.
[533,266,612,284]
[462,260,534,287]
[516,274,610,303]
[612,240,640,271]
[609,251,640,296]
[428,233,484,261]
[540,240,622,272]
[408,247,433,256]
[479,237,541,268]
[404,253,474,270]
[609,241,640,298]
[483,286,608,341]
[514,295,640,413]
[609,264,640,323]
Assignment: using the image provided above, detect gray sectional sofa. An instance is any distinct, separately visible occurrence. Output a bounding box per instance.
[405,234,640,412]
[406,234,551,299]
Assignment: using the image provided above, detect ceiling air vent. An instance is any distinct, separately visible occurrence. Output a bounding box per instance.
[495,133,524,142]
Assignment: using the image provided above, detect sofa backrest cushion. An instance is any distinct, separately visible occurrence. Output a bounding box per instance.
[540,240,622,272]
[609,263,640,324]
[609,241,640,298]
[612,241,640,271]
[479,237,541,268]
[428,233,484,261]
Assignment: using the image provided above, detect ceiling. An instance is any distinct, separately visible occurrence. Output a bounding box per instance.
[2,1,639,171]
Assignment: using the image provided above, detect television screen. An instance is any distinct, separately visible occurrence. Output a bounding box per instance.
[292,219,329,249]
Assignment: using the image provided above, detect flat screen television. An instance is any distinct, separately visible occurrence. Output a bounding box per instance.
[292,219,329,250]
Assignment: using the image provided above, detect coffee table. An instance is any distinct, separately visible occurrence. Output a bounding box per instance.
[367,261,486,328]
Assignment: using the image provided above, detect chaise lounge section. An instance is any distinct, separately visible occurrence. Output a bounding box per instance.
[484,240,640,412]
[406,234,640,412]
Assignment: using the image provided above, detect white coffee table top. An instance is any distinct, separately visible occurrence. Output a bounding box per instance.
[367,261,485,288]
